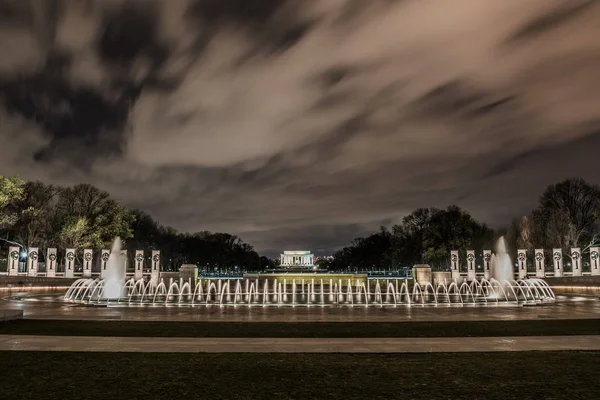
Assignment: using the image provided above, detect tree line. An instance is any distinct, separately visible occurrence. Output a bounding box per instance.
[0,176,261,271]
[2,175,599,272]
[324,178,600,271]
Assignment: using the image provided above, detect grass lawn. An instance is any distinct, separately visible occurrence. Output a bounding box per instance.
[1,318,599,337]
[1,351,599,400]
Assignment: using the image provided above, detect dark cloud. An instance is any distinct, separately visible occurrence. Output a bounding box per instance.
[2,0,600,256]
[98,3,168,70]
[508,0,596,43]
[0,73,132,164]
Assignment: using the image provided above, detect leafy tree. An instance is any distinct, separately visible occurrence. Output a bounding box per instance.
[332,206,494,271]
[534,178,600,251]
[0,175,26,230]
[9,181,57,250]
[331,227,392,270]
[55,184,134,248]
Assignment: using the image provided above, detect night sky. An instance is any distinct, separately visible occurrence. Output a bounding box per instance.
[1,0,600,256]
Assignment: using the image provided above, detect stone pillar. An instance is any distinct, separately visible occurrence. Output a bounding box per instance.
[7,246,19,276]
[83,249,93,278]
[552,248,563,278]
[534,249,545,278]
[65,249,75,278]
[46,248,57,277]
[134,250,144,279]
[590,247,600,276]
[571,247,582,277]
[450,250,460,282]
[120,250,128,271]
[517,249,527,279]
[483,250,491,280]
[180,264,198,286]
[100,249,110,278]
[151,250,161,284]
[27,247,39,276]
[412,264,432,285]
[466,250,476,281]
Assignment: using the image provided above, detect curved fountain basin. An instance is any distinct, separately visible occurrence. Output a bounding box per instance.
[64,277,555,307]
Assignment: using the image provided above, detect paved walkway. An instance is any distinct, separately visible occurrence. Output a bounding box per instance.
[1,335,600,353]
[3,291,600,322]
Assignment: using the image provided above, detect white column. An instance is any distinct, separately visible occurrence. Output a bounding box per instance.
[571,247,582,277]
[534,249,545,278]
[46,248,57,277]
[120,250,128,271]
[65,249,75,278]
[83,249,93,278]
[27,247,39,276]
[450,250,460,282]
[8,246,19,276]
[517,249,527,279]
[466,250,476,281]
[590,247,600,276]
[151,250,161,284]
[552,248,563,278]
[483,250,491,280]
[134,250,144,279]
[100,249,110,278]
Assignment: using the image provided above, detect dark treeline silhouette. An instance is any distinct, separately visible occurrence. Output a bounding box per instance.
[328,178,600,271]
[0,176,260,271]
[2,176,599,272]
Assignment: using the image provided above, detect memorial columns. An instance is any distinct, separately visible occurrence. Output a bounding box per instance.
[466,250,476,281]
[120,250,128,271]
[151,250,161,284]
[7,246,19,276]
[65,248,75,278]
[450,250,460,282]
[27,247,38,276]
[100,249,110,278]
[552,248,563,278]
[534,249,545,278]
[571,247,582,277]
[83,249,93,278]
[46,248,57,277]
[134,250,144,279]
[483,250,491,280]
[517,249,527,279]
[590,247,600,276]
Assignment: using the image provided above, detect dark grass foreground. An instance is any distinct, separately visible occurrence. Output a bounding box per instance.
[1,318,599,337]
[1,351,599,400]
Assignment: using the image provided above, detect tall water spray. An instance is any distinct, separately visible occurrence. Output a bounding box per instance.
[102,237,125,299]
[491,237,513,286]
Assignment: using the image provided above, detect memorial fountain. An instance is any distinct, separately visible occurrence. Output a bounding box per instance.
[101,237,125,299]
[491,237,514,287]
[64,237,555,306]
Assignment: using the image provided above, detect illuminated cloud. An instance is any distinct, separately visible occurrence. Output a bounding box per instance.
[1,0,600,254]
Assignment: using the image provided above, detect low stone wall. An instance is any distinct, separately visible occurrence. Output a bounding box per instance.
[0,276,78,289]
[412,265,432,285]
[543,276,600,296]
[243,273,369,286]
[432,272,452,286]
[0,309,23,321]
